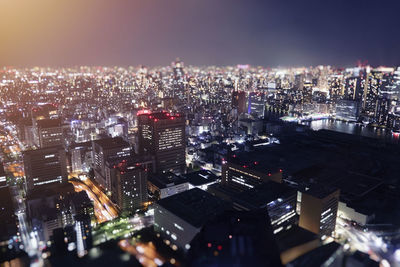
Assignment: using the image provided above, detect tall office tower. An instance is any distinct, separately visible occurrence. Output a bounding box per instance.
[294,73,304,91]
[171,58,185,99]
[70,141,92,174]
[302,84,313,104]
[36,118,63,148]
[391,67,400,99]
[328,75,344,101]
[335,100,360,121]
[31,104,59,146]
[23,146,68,192]
[221,153,282,192]
[247,92,266,118]
[138,111,186,174]
[92,137,131,189]
[231,182,298,234]
[375,97,390,125]
[108,160,148,213]
[362,70,382,118]
[299,186,340,236]
[154,188,226,251]
[31,104,59,122]
[186,209,283,267]
[232,90,247,114]
[17,117,34,147]
[344,77,363,101]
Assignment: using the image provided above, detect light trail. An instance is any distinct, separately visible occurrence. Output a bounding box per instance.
[69,176,118,223]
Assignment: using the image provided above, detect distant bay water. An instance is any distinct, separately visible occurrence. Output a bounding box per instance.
[302,119,400,144]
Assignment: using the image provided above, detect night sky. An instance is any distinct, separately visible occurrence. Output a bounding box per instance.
[1,0,400,67]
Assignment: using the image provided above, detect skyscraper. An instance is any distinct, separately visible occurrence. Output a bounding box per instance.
[31,104,59,147]
[23,146,68,192]
[138,111,186,174]
[92,137,131,189]
[247,92,266,118]
[109,160,148,213]
[36,118,64,148]
[335,100,360,121]
[299,186,340,236]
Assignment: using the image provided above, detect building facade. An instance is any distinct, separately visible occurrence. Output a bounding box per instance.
[138,111,186,174]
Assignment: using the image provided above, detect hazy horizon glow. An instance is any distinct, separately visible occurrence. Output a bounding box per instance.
[1,0,400,67]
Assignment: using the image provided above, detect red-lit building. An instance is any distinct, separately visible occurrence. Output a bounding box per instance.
[138,111,186,174]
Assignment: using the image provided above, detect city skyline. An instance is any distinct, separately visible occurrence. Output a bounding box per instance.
[2,1,400,266]
[1,0,400,67]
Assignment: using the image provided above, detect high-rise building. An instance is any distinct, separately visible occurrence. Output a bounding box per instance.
[344,77,363,101]
[31,104,59,146]
[92,137,131,189]
[23,146,68,192]
[69,141,92,174]
[247,92,266,118]
[108,160,148,213]
[154,188,226,251]
[171,59,185,99]
[375,97,390,125]
[335,100,360,121]
[232,91,246,114]
[362,70,382,119]
[299,186,340,236]
[36,118,63,148]
[138,111,186,174]
[26,183,75,241]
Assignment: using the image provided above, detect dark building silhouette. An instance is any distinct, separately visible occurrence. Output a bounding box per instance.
[186,209,283,267]
[23,146,67,192]
[299,185,340,236]
[232,91,246,114]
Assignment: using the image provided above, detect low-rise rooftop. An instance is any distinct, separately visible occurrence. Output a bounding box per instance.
[156,188,226,228]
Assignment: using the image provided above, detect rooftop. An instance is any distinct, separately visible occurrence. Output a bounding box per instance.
[93,137,130,149]
[182,170,218,186]
[229,150,283,174]
[292,165,383,200]
[37,118,62,128]
[156,188,226,227]
[148,172,187,189]
[275,225,319,253]
[139,111,184,122]
[233,182,296,209]
[111,159,146,174]
[23,145,64,156]
[301,183,339,199]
